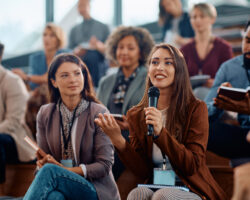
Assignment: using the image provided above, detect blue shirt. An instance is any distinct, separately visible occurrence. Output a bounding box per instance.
[28,49,71,90]
[205,55,250,128]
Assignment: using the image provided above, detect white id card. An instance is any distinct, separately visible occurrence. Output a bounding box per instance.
[153,168,175,186]
[60,159,73,167]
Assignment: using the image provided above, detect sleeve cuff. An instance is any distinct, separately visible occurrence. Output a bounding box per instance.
[80,164,87,178]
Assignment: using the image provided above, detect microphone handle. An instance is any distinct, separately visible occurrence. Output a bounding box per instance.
[147,96,158,136]
[147,124,154,136]
[149,97,158,107]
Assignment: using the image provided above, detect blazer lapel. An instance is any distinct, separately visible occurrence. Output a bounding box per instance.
[74,106,90,165]
[48,109,62,161]
[122,67,147,114]
[138,111,153,159]
[102,75,116,106]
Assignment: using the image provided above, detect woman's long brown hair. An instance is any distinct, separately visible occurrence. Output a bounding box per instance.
[48,53,100,104]
[137,43,194,142]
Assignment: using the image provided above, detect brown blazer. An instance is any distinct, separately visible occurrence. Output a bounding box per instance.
[117,98,228,200]
[37,102,120,200]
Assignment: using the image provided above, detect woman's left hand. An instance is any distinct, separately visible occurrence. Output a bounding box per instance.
[94,113,126,148]
[36,154,63,168]
[144,107,163,136]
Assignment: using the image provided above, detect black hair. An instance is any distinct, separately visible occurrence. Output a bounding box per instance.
[48,53,100,104]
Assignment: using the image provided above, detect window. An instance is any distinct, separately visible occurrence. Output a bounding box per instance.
[0,0,45,57]
[122,0,159,26]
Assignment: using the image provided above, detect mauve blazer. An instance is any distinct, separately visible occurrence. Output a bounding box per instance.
[36,101,120,200]
[117,98,228,200]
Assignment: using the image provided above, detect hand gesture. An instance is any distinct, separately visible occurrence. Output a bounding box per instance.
[116,115,129,130]
[144,107,163,136]
[94,113,126,147]
[36,152,62,169]
[214,83,250,114]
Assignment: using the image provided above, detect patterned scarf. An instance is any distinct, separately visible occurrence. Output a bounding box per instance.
[58,98,89,164]
[113,66,140,105]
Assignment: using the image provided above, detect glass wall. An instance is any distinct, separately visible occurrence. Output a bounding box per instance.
[122,0,159,26]
[0,0,45,57]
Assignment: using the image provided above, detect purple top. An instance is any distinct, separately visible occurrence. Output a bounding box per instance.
[180,37,233,78]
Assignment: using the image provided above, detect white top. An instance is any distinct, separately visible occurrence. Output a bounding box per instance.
[152,108,173,170]
[65,118,87,178]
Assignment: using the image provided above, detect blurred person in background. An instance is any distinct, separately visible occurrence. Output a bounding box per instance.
[205,20,250,162]
[181,3,233,100]
[13,23,69,90]
[158,0,194,48]
[0,43,35,195]
[69,0,110,87]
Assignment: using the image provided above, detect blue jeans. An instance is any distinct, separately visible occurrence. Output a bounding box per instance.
[24,164,98,200]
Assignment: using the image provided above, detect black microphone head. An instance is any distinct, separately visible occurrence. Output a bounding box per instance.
[148,86,160,98]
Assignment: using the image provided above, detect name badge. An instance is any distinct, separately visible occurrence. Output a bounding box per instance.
[60,159,73,167]
[153,168,175,186]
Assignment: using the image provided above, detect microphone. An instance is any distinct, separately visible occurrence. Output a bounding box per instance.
[147,86,160,136]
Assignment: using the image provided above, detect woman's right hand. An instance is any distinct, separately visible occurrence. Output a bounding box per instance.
[36,152,62,168]
[94,113,126,149]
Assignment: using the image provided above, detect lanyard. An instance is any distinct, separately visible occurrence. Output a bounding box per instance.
[161,150,167,170]
[59,101,79,152]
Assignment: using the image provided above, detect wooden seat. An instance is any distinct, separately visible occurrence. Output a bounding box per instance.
[3,164,36,197]
[206,151,234,198]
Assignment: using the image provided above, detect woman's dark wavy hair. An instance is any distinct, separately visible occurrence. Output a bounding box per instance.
[137,43,194,142]
[105,26,155,66]
[48,53,100,104]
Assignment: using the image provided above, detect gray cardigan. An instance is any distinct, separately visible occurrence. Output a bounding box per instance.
[97,66,147,115]
[36,102,120,200]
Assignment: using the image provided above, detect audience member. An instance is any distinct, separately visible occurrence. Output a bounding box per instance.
[158,0,194,47]
[95,43,227,200]
[181,3,233,100]
[0,43,35,194]
[12,23,69,90]
[23,53,120,200]
[97,26,154,181]
[69,0,110,87]
[205,20,250,159]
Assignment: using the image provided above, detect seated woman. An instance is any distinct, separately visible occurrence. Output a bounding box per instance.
[181,3,233,100]
[23,54,120,200]
[13,23,70,90]
[97,26,154,181]
[95,43,228,200]
[159,0,194,48]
